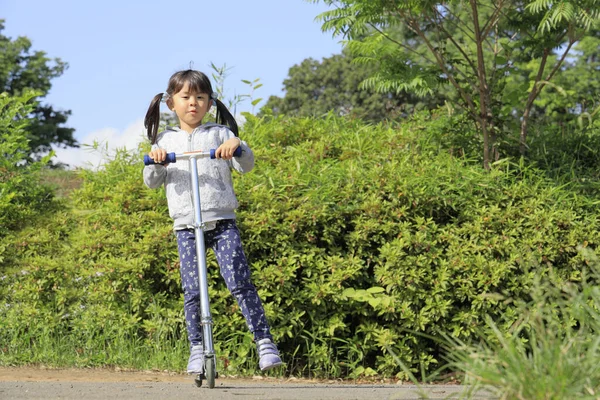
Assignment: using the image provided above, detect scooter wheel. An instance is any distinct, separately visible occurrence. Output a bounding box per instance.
[205,356,216,389]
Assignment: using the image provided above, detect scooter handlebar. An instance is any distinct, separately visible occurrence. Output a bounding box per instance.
[144,152,177,165]
[144,146,242,165]
[209,147,242,159]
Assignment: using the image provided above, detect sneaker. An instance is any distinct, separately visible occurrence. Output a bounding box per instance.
[187,344,204,374]
[256,338,283,371]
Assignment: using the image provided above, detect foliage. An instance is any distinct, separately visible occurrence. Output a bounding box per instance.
[260,50,440,122]
[209,62,263,116]
[433,246,600,399]
[527,0,600,32]
[0,91,57,242]
[526,121,600,181]
[532,34,600,128]
[0,19,76,161]
[1,113,600,379]
[309,0,600,167]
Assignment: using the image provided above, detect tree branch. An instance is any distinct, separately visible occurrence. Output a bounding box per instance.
[543,34,577,83]
[470,0,493,168]
[365,22,435,63]
[524,32,574,112]
[481,0,507,39]
[439,4,476,43]
[430,7,479,77]
[402,13,480,124]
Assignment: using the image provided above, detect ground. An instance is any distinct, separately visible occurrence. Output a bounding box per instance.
[0,366,496,399]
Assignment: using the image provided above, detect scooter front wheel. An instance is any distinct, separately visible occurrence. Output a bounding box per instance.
[205,356,216,389]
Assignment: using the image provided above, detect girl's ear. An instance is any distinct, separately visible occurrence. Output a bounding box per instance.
[166,98,174,111]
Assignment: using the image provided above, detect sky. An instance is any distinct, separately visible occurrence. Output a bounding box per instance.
[1,0,344,168]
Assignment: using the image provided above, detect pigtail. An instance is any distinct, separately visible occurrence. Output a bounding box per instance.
[213,98,239,137]
[144,93,164,144]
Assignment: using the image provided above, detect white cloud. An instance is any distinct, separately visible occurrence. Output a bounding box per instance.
[53,119,146,169]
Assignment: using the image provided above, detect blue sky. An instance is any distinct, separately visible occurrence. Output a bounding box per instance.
[2,0,344,168]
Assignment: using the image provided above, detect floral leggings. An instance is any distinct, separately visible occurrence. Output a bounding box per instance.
[175,219,272,347]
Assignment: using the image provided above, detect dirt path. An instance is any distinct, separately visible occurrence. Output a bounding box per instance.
[0,367,497,400]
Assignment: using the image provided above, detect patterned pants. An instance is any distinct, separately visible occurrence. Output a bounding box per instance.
[175,219,272,347]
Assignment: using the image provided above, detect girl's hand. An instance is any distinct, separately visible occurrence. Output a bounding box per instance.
[214,137,241,160]
[148,148,169,165]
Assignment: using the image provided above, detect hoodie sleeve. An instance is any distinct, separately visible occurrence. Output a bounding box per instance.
[221,127,255,174]
[232,139,255,174]
[143,144,168,188]
[143,164,167,188]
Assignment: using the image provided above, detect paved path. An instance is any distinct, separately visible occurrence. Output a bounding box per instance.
[0,367,498,400]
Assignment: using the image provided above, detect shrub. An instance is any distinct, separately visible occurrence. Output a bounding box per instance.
[1,111,599,379]
[0,91,57,245]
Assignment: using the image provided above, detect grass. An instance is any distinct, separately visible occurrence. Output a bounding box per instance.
[1,327,190,372]
[391,246,600,399]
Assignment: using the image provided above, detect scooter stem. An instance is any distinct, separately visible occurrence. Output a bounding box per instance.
[189,155,215,357]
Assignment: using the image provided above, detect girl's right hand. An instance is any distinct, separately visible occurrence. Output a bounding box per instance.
[148,148,169,166]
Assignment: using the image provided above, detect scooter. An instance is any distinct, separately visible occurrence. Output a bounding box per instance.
[144,146,243,388]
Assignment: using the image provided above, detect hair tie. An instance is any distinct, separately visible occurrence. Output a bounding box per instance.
[210,92,218,100]
[160,92,170,103]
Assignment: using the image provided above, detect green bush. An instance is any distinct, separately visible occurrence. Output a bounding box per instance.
[1,110,599,379]
[0,91,57,246]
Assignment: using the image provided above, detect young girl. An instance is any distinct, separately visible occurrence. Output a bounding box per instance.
[142,69,282,373]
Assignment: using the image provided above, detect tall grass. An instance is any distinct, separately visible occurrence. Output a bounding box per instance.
[2,325,190,371]
[393,246,600,399]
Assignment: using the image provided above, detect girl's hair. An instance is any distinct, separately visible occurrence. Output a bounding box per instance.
[144,69,239,144]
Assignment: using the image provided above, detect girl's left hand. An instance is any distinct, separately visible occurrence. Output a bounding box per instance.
[214,137,241,160]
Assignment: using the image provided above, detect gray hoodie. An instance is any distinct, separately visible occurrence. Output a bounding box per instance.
[143,123,254,229]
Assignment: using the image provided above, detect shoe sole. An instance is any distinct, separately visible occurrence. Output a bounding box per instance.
[260,361,283,371]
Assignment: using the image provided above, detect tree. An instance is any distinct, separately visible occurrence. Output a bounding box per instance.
[310,0,600,168]
[0,20,77,161]
[261,50,440,122]
[532,32,600,128]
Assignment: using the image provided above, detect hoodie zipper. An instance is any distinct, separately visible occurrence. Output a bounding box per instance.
[187,130,195,215]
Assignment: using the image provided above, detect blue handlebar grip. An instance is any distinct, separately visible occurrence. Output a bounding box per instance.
[209,146,243,159]
[143,152,177,165]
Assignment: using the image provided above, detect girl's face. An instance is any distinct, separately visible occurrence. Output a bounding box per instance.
[167,82,211,133]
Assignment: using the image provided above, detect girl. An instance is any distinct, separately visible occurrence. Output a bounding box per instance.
[142,69,282,373]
